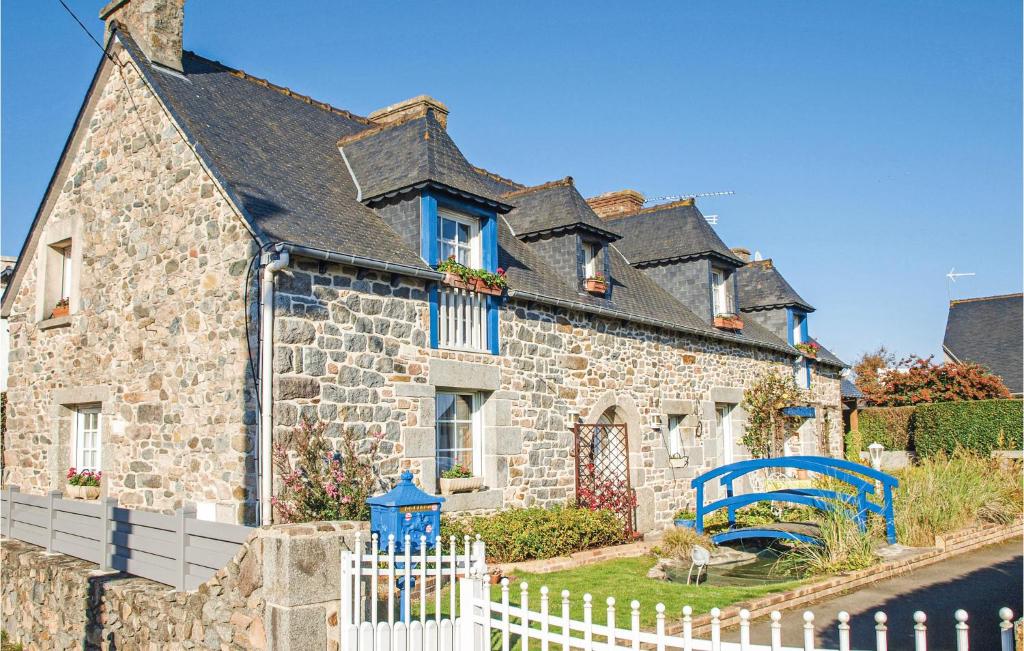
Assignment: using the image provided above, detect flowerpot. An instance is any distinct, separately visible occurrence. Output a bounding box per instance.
[674,519,697,530]
[441,272,475,292]
[473,279,503,296]
[439,476,483,496]
[67,485,100,500]
[713,315,744,330]
[796,469,809,480]
[51,305,69,319]
[584,278,607,294]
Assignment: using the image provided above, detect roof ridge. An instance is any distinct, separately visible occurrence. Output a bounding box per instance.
[950,292,1024,305]
[186,53,375,126]
[634,197,695,215]
[501,176,575,198]
[335,112,430,147]
[473,165,525,190]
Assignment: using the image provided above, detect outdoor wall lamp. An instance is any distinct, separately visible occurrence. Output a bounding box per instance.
[868,442,884,471]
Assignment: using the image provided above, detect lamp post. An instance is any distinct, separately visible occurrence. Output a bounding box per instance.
[868,442,884,471]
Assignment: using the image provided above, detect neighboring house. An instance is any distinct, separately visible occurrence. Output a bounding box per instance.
[0,0,844,529]
[943,293,1023,396]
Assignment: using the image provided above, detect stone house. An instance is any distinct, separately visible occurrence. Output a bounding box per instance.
[0,0,844,532]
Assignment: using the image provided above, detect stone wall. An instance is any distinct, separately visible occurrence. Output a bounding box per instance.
[1,47,258,522]
[0,520,368,650]
[272,258,843,531]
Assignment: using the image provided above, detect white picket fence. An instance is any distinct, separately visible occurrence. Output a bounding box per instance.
[340,535,1018,651]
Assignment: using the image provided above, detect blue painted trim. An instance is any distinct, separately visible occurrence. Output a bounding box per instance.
[804,358,812,388]
[420,194,439,266]
[711,528,823,546]
[786,309,795,345]
[800,314,809,343]
[428,284,439,349]
[434,192,498,220]
[782,406,816,418]
[487,295,500,355]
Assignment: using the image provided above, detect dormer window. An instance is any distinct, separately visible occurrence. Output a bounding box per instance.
[711,267,732,315]
[581,240,608,295]
[437,209,480,267]
[792,312,806,344]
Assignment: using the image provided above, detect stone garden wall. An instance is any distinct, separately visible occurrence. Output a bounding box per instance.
[0,520,367,650]
[272,257,843,531]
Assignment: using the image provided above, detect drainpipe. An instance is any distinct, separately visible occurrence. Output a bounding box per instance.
[259,247,289,525]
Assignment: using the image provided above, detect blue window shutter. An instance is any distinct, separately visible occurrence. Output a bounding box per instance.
[800,314,809,343]
[805,359,812,388]
[420,194,439,265]
[786,309,795,345]
[481,213,497,273]
[488,296,500,354]
[429,284,439,349]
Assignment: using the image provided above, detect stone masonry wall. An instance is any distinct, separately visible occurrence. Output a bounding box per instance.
[272,258,842,531]
[2,46,257,522]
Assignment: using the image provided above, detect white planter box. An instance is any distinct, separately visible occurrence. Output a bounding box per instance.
[439,476,483,496]
[67,484,100,500]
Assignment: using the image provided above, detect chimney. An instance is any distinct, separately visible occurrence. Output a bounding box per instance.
[731,247,751,263]
[586,190,645,220]
[369,95,449,129]
[101,0,185,72]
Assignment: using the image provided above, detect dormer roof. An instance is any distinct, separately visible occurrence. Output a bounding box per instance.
[600,200,744,267]
[736,259,815,312]
[502,178,622,242]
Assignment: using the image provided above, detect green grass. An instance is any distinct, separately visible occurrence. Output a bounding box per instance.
[420,555,804,629]
[1,631,23,651]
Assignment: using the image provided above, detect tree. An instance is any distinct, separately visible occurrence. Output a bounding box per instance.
[852,346,895,403]
[742,370,804,458]
[865,356,1011,406]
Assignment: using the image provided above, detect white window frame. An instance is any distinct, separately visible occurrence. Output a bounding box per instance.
[667,415,683,457]
[792,312,805,345]
[59,244,73,302]
[435,392,484,479]
[73,406,102,472]
[715,403,734,465]
[437,209,481,268]
[583,241,601,279]
[711,268,730,315]
[795,359,811,389]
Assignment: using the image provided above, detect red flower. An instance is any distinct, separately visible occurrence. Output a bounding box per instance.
[497,267,506,276]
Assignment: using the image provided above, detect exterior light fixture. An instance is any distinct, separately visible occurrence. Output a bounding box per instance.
[868,442,884,471]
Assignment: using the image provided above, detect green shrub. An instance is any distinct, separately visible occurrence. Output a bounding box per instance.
[777,505,879,577]
[651,527,715,560]
[844,429,863,462]
[892,452,1023,547]
[441,506,628,563]
[913,399,1023,458]
[859,407,916,450]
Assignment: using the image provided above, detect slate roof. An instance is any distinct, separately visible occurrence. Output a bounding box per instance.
[102,31,809,359]
[810,338,845,368]
[602,201,744,267]
[840,378,862,399]
[502,179,621,241]
[339,112,511,209]
[736,260,815,312]
[942,294,1023,394]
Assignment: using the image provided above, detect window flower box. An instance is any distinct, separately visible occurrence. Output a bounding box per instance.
[713,314,743,330]
[441,272,475,292]
[439,476,483,496]
[66,467,101,500]
[794,342,820,359]
[473,278,504,296]
[585,276,607,294]
[51,298,70,319]
[67,484,100,500]
[437,257,506,296]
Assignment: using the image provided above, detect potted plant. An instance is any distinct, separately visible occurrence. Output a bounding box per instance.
[584,275,607,294]
[794,342,820,359]
[438,464,482,496]
[673,508,697,530]
[474,268,507,296]
[437,257,476,291]
[52,297,70,319]
[66,467,101,500]
[713,312,744,330]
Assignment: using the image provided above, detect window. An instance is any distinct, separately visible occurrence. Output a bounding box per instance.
[792,312,805,344]
[435,392,482,479]
[74,406,102,471]
[667,415,683,457]
[711,268,732,316]
[795,359,811,389]
[437,210,480,267]
[715,404,734,464]
[583,241,601,279]
[59,245,73,302]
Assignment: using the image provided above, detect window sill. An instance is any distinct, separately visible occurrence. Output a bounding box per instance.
[440,488,502,512]
[38,315,72,330]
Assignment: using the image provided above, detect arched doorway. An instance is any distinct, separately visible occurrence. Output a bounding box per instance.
[574,406,635,533]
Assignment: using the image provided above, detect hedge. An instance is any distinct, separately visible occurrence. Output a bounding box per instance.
[914,399,1023,458]
[858,406,916,450]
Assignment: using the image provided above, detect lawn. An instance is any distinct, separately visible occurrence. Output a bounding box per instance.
[420,555,804,629]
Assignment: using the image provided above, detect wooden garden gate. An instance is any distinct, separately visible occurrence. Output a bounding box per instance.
[573,422,635,534]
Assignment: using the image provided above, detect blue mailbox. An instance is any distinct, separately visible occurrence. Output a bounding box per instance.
[367,470,445,554]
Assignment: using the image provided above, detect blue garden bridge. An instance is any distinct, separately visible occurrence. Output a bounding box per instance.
[690,456,898,545]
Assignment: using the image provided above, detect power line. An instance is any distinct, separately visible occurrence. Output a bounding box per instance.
[56,0,113,62]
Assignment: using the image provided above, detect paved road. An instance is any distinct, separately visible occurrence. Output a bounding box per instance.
[735,538,1022,650]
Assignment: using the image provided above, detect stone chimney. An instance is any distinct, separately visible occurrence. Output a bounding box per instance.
[369,95,449,129]
[586,190,645,220]
[101,0,185,72]
[731,247,751,263]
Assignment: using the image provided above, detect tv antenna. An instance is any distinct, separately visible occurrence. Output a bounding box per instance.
[644,191,734,225]
[945,267,976,300]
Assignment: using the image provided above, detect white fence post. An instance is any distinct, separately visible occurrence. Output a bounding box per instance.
[913,611,927,651]
[341,550,353,631]
[954,609,968,651]
[175,502,195,591]
[457,568,481,651]
[837,611,851,651]
[46,490,60,553]
[99,496,115,571]
[802,611,815,651]
[770,611,782,651]
[999,608,1014,651]
[0,487,9,538]
[875,612,888,651]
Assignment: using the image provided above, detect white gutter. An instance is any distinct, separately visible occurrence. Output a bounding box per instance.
[259,247,289,525]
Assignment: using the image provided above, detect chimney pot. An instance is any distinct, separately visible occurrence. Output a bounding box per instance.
[731,247,751,263]
[369,95,449,129]
[586,190,645,220]
[101,0,184,72]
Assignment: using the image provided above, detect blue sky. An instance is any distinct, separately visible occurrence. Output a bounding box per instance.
[2,1,1020,363]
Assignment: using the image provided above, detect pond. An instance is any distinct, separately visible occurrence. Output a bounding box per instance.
[664,543,804,587]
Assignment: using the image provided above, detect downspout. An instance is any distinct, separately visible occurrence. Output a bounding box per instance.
[259,246,289,525]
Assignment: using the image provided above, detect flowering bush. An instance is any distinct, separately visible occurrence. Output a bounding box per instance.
[794,341,820,357]
[271,418,384,523]
[862,356,1010,406]
[440,463,473,479]
[67,467,101,487]
[742,370,804,458]
[436,256,508,289]
[576,465,638,515]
